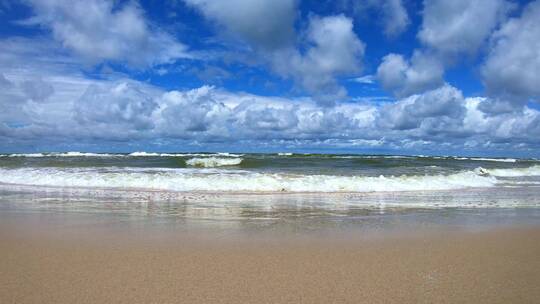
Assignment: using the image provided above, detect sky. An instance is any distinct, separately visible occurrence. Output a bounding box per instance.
[0,0,539,156]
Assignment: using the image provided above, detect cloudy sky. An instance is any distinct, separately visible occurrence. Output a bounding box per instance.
[0,0,539,156]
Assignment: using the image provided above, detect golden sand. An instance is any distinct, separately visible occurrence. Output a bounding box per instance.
[1,225,539,303]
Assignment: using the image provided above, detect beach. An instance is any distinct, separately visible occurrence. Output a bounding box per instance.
[3,0,540,302]
[1,153,540,303]
[1,213,539,304]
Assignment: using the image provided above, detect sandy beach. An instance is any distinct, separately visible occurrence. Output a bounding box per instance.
[1,217,539,304]
[3,0,540,301]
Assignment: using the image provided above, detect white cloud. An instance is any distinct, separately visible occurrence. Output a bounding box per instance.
[378,84,465,130]
[75,81,159,131]
[375,0,510,102]
[184,0,297,50]
[350,75,375,84]
[376,51,444,98]
[184,0,364,104]
[3,67,540,153]
[462,98,540,143]
[481,0,540,108]
[157,86,232,139]
[1,35,539,153]
[303,15,364,76]
[341,0,410,38]
[377,0,511,100]
[379,0,410,37]
[418,0,511,58]
[23,0,190,67]
[271,15,365,105]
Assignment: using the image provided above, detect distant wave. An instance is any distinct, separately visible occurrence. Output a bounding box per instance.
[128,152,244,158]
[0,167,502,193]
[0,152,532,164]
[2,153,48,157]
[186,157,243,167]
[455,157,517,163]
[1,152,118,157]
[128,152,177,157]
[0,151,245,158]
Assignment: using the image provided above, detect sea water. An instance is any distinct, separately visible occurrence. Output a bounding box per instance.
[1,152,539,233]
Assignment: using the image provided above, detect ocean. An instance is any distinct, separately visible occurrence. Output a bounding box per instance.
[1,152,540,233]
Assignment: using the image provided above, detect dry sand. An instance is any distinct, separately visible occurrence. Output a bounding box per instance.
[1,223,540,304]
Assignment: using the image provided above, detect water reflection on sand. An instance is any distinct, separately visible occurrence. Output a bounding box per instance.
[1,183,540,236]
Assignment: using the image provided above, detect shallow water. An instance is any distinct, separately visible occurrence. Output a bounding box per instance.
[1,152,539,192]
[1,152,539,234]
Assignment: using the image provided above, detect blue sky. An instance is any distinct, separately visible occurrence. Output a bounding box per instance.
[0,0,539,156]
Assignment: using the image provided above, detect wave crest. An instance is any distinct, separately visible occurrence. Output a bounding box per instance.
[0,167,497,192]
[1,152,117,157]
[186,157,243,167]
[480,165,540,177]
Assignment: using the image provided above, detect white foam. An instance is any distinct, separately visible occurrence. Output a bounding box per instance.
[0,167,497,193]
[129,151,178,157]
[186,157,243,167]
[278,153,293,156]
[360,155,414,159]
[0,151,246,158]
[55,152,118,157]
[3,152,118,157]
[481,165,540,177]
[455,157,517,163]
[128,151,243,158]
[215,152,243,157]
[5,153,47,157]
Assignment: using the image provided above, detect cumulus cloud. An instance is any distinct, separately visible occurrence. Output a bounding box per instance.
[2,65,540,153]
[241,105,298,133]
[481,0,540,108]
[0,42,89,126]
[2,4,540,154]
[377,0,410,37]
[0,74,28,125]
[184,0,297,50]
[376,0,512,100]
[157,86,232,138]
[75,82,159,131]
[462,98,540,144]
[185,0,364,104]
[341,0,409,37]
[379,85,465,130]
[22,0,190,67]
[418,0,511,59]
[376,51,444,98]
[270,15,365,105]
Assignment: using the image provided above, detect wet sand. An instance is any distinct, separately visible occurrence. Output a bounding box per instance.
[1,219,539,304]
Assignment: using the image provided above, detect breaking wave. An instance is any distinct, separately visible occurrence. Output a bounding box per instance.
[128,152,243,158]
[0,167,498,193]
[0,151,245,158]
[455,157,517,163]
[0,152,532,164]
[1,152,118,157]
[128,152,178,157]
[186,157,243,167]
[480,165,540,177]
